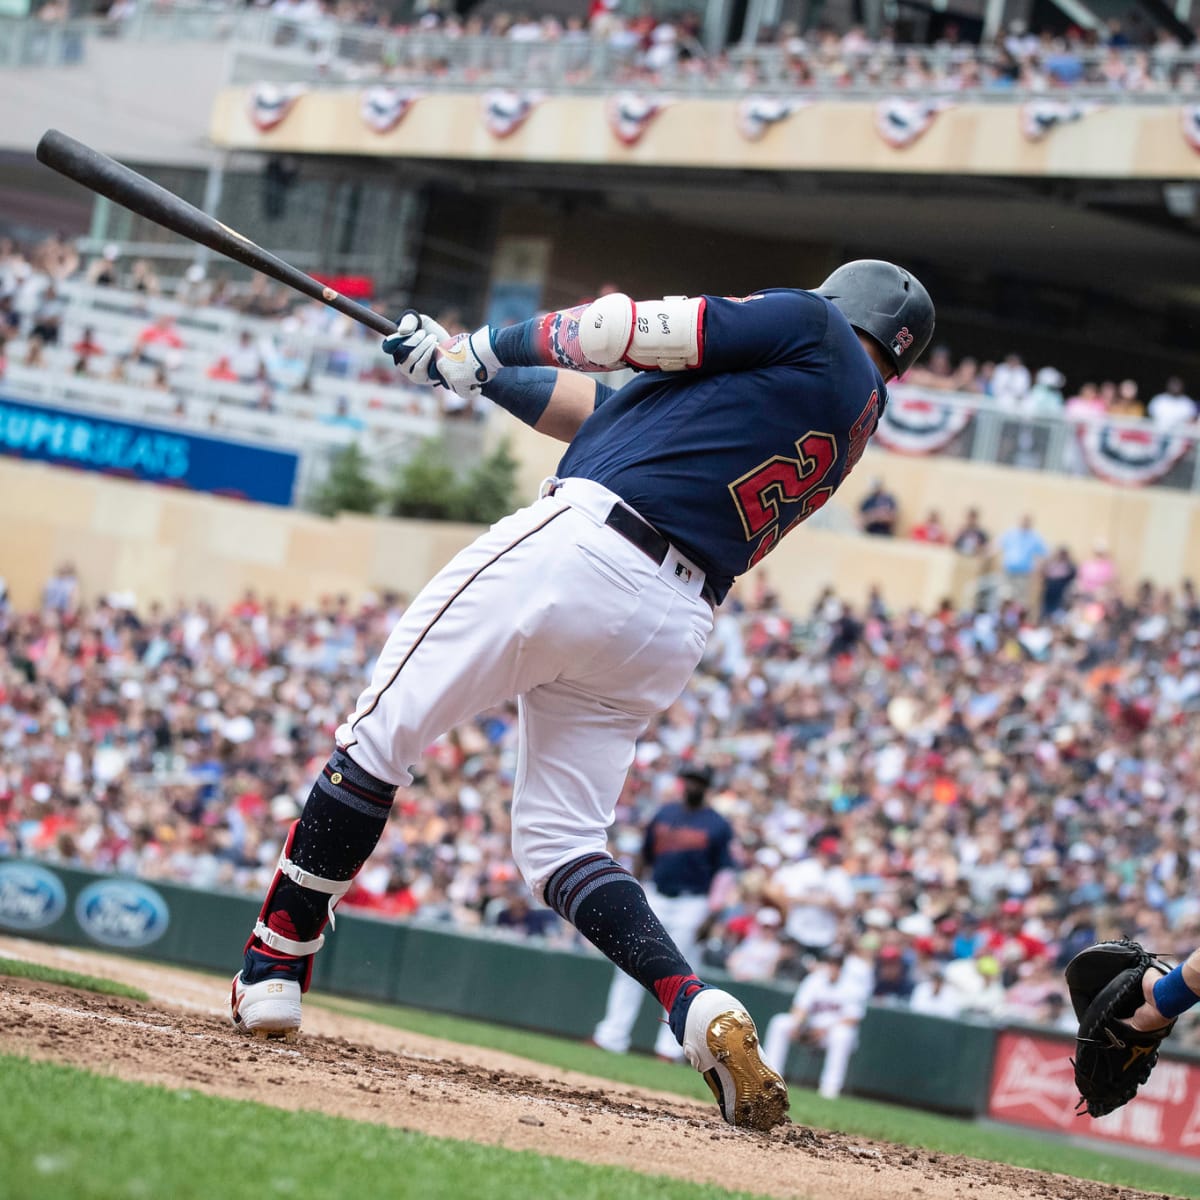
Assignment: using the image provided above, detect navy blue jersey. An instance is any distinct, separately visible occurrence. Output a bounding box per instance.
[556,290,885,602]
[644,802,734,897]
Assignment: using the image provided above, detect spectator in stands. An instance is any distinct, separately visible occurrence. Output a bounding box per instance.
[1076,540,1117,600]
[1148,376,1196,428]
[29,285,65,346]
[999,514,1048,607]
[41,562,80,614]
[910,509,948,545]
[1040,544,1076,617]
[768,836,854,957]
[135,314,185,369]
[951,507,990,557]
[1027,366,1066,416]
[86,244,120,288]
[1109,378,1144,418]
[175,264,210,308]
[1065,381,1106,422]
[725,906,787,982]
[905,345,955,390]
[858,478,898,537]
[71,326,104,363]
[22,335,46,368]
[129,259,161,298]
[228,330,264,383]
[909,965,966,1019]
[989,352,1032,409]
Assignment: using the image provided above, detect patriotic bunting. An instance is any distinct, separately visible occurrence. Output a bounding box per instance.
[607,93,671,146]
[1020,99,1098,143]
[481,90,542,139]
[360,87,422,135]
[1183,105,1200,153]
[1077,423,1191,487]
[874,97,952,149]
[874,390,973,455]
[247,84,305,133]
[736,96,809,143]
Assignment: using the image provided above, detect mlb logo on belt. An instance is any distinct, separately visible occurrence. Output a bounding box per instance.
[675,563,692,583]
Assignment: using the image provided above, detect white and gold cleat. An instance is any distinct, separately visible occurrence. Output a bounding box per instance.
[230,972,302,1042]
[682,989,790,1132]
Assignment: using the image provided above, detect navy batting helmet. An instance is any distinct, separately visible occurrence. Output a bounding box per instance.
[816,260,935,377]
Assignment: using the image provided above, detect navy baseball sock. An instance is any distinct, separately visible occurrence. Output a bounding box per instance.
[245,749,395,986]
[544,853,708,1046]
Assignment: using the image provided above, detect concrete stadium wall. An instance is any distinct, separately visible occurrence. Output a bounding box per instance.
[211,89,1200,179]
[0,40,227,164]
[4,440,1200,616]
[0,454,974,614]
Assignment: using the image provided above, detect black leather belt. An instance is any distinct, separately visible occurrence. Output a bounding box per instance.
[604,502,717,608]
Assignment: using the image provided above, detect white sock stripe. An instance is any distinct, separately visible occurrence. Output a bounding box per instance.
[254,921,325,957]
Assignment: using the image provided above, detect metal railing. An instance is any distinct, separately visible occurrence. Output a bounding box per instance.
[881,384,1200,491]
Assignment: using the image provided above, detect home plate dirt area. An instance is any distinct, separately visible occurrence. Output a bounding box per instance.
[0,936,1170,1200]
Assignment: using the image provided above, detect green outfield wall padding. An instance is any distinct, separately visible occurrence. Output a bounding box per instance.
[0,860,998,1114]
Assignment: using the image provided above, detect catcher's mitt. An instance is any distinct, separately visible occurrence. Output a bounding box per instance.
[1064,939,1175,1118]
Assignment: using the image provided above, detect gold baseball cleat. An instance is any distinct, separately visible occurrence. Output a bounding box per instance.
[683,989,791,1132]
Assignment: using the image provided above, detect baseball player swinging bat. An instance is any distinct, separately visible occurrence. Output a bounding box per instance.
[35,129,399,337]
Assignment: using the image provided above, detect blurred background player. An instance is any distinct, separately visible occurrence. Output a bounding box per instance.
[592,762,735,1061]
[761,944,874,1099]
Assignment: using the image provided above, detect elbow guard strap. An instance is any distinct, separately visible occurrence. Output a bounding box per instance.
[579,293,705,372]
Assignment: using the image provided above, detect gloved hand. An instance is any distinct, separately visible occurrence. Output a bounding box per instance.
[382,315,502,396]
[382,311,449,387]
[428,326,502,395]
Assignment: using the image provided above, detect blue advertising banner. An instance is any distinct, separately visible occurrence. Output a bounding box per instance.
[0,394,299,506]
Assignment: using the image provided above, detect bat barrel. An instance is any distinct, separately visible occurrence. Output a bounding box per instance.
[36,129,396,338]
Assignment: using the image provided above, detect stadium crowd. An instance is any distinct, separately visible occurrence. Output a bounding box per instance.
[4,552,1200,1043]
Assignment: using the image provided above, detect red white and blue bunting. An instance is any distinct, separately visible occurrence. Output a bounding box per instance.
[360,87,422,134]
[247,84,305,133]
[1020,99,1098,143]
[607,92,671,146]
[736,96,809,143]
[874,97,952,149]
[1183,105,1200,153]
[874,390,973,455]
[481,90,543,139]
[1077,423,1191,487]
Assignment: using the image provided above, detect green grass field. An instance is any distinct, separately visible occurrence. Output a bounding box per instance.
[0,955,148,1000]
[4,955,1200,1198]
[0,1056,766,1200]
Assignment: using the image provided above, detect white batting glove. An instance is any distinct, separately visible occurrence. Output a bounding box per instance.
[382,311,451,387]
[429,326,502,395]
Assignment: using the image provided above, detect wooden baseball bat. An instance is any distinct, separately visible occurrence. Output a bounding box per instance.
[36,129,398,337]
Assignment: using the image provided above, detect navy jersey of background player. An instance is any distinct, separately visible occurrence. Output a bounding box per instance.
[644,781,734,899]
[556,289,884,602]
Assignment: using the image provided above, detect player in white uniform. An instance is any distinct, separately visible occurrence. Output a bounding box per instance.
[762,947,874,1099]
[228,262,934,1133]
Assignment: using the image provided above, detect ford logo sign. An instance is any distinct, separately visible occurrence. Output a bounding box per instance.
[0,862,67,931]
[75,880,170,948]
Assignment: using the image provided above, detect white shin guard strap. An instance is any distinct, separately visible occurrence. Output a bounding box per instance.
[278,850,354,898]
[253,921,325,957]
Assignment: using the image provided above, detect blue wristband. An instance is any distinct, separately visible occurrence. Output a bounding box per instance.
[1153,964,1200,1019]
[480,366,556,427]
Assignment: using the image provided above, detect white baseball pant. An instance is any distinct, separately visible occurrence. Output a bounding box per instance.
[592,888,710,1059]
[762,1013,859,1099]
[336,478,714,893]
